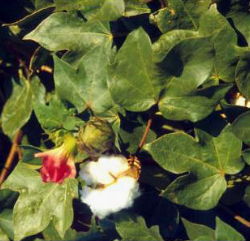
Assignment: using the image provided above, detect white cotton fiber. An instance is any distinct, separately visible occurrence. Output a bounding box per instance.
[79,161,114,185]
[98,155,130,177]
[80,176,140,219]
[79,155,141,218]
[234,95,250,108]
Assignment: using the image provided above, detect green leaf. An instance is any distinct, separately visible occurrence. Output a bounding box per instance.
[56,0,125,21]
[201,5,239,83]
[20,145,42,168]
[242,149,250,165]
[155,14,236,121]
[119,125,156,154]
[2,164,78,241]
[124,0,150,17]
[0,209,14,240]
[109,28,162,112]
[151,0,211,33]
[24,12,112,52]
[152,5,221,62]
[53,55,86,113]
[54,45,114,114]
[54,0,103,11]
[0,190,18,211]
[215,217,245,241]
[182,217,245,241]
[31,77,83,130]
[86,0,125,22]
[153,5,240,82]
[158,37,214,96]
[152,29,198,62]
[212,26,239,82]
[115,215,164,241]
[232,111,250,144]
[159,85,232,122]
[43,222,77,241]
[76,45,114,114]
[0,229,9,241]
[144,127,243,209]
[225,0,250,45]
[1,79,32,137]
[235,52,250,99]
[182,218,215,241]
[163,173,226,210]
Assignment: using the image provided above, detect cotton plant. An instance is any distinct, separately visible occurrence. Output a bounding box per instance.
[2,1,250,240]
[34,118,141,219]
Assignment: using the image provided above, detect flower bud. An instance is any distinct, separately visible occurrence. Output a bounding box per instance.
[78,117,114,157]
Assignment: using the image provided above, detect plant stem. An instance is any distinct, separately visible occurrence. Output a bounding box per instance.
[219,204,250,228]
[0,130,23,187]
[137,118,153,153]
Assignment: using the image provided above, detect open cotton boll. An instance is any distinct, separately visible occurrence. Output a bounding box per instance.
[98,155,130,177]
[234,95,250,108]
[79,161,114,185]
[80,176,140,219]
[79,155,141,218]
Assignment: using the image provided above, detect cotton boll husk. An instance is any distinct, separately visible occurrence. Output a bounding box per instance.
[79,161,114,185]
[80,176,140,219]
[98,155,130,177]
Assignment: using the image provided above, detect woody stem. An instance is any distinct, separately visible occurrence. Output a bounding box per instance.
[0,130,23,187]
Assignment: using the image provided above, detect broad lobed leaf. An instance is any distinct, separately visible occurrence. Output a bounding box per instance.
[144,126,244,209]
[2,164,78,241]
[109,28,161,112]
[24,12,112,52]
[1,79,32,138]
[183,217,245,241]
[115,214,163,241]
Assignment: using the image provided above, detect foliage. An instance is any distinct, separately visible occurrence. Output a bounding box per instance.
[1,0,250,240]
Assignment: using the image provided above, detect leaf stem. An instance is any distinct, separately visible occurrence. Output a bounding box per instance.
[0,130,23,187]
[219,204,250,228]
[137,118,153,153]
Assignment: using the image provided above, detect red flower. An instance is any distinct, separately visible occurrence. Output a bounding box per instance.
[35,136,76,184]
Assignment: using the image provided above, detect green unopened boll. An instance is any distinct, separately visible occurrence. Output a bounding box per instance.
[78,117,115,158]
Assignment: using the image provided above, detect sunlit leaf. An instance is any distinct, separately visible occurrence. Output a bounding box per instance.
[235,52,250,99]
[0,209,14,241]
[183,217,245,241]
[24,12,112,52]
[182,218,214,241]
[109,28,162,112]
[232,111,250,144]
[53,55,87,113]
[144,127,244,209]
[2,164,78,241]
[215,217,245,241]
[224,0,250,45]
[76,45,114,114]
[115,214,164,241]
[159,85,232,122]
[31,77,83,130]
[1,79,32,137]
[151,0,211,33]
